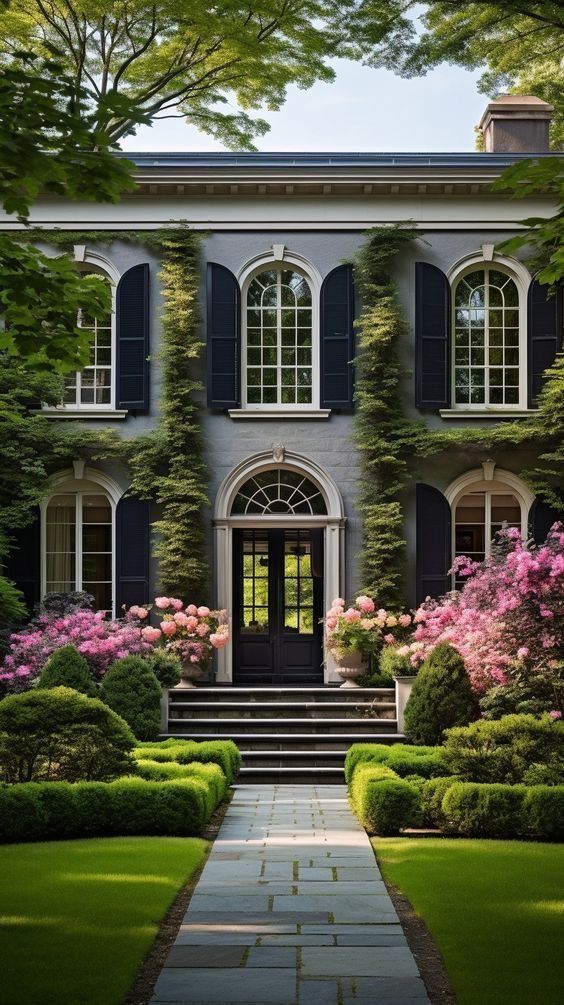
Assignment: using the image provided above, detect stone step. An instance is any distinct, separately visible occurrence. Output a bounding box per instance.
[169,686,394,704]
[241,749,346,769]
[239,765,345,783]
[164,732,405,751]
[169,701,396,720]
[167,717,397,735]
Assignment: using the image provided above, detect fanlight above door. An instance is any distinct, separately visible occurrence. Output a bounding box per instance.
[231,469,327,516]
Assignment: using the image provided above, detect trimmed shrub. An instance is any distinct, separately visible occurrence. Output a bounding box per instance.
[0,687,135,783]
[135,759,227,812]
[344,743,445,784]
[143,651,182,689]
[135,739,241,784]
[100,656,162,741]
[0,775,223,843]
[37,645,96,696]
[479,682,551,721]
[443,714,564,785]
[350,764,422,835]
[441,782,526,838]
[420,776,459,828]
[522,786,564,841]
[404,642,479,746]
[378,645,413,683]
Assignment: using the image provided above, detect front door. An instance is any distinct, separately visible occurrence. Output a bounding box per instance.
[233,528,324,685]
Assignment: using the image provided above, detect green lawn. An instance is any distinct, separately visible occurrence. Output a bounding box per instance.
[0,836,208,1005]
[374,838,564,1005]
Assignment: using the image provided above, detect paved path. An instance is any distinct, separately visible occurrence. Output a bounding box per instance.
[150,785,430,1005]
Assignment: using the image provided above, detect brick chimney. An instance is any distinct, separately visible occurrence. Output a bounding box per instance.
[479,95,553,153]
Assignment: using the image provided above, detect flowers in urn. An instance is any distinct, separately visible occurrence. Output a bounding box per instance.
[324,596,411,687]
[129,598,229,687]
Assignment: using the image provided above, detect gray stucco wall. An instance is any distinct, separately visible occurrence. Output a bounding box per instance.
[66,226,539,605]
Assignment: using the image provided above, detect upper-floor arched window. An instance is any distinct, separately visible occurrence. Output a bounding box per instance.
[453,265,525,409]
[243,267,315,408]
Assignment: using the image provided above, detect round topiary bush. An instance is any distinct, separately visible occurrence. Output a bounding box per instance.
[443,713,564,784]
[404,642,479,746]
[37,645,96,696]
[100,656,162,741]
[143,650,182,689]
[0,686,135,783]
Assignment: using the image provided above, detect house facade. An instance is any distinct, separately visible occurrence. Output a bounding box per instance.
[5,96,562,687]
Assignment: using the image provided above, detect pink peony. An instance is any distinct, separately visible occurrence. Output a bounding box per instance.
[129,605,141,617]
[356,595,375,614]
[169,598,184,611]
[332,598,345,607]
[174,611,189,626]
[186,616,199,631]
[383,634,396,645]
[136,608,148,620]
[326,617,338,631]
[141,626,162,643]
[155,597,171,610]
[196,623,210,636]
[210,632,229,649]
[343,608,361,623]
[160,620,177,636]
[186,604,198,616]
[197,606,211,618]
[399,614,412,628]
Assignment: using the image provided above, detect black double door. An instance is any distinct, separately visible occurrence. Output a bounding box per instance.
[233,528,324,685]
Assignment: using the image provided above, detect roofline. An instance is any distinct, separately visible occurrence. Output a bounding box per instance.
[120,151,557,168]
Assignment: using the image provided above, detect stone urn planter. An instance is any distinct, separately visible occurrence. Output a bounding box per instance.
[333,650,366,688]
[177,660,205,688]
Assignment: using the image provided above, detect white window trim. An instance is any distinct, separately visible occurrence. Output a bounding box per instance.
[237,250,322,412]
[40,467,123,617]
[447,252,531,414]
[445,464,534,585]
[44,249,122,416]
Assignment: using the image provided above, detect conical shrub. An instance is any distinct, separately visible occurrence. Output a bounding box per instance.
[404,642,479,745]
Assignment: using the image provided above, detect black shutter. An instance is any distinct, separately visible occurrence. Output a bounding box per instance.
[415,262,451,409]
[529,497,563,544]
[116,495,151,614]
[4,512,40,614]
[416,483,451,605]
[320,264,355,409]
[528,279,562,406]
[207,263,240,408]
[117,263,150,411]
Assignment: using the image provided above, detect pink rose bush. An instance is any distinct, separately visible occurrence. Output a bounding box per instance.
[400,525,564,696]
[324,595,411,661]
[0,609,152,691]
[129,598,229,670]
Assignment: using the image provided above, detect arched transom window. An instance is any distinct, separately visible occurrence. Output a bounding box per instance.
[44,490,114,612]
[454,267,522,408]
[231,469,327,515]
[245,268,313,407]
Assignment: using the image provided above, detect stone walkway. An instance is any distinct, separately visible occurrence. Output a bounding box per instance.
[150,785,430,1005]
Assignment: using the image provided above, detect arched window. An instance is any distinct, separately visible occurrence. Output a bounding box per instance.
[231,469,327,515]
[453,266,524,408]
[61,259,117,410]
[447,466,533,587]
[244,267,314,407]
[42,470,119,614]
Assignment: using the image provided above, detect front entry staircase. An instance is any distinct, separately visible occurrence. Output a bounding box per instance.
[164,686,405,783]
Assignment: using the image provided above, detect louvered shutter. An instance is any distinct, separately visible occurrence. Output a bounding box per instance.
[529,497,563,544]
[415,483,451,605]
[116,495,151,614]
[4,512,40,614]
[415,263,451,409]
[207,263,240,408]
[528,279,562,406]
[117,263,150,411]
[320,264,355,409]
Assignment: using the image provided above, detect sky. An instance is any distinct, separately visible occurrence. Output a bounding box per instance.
[121,58,486,155]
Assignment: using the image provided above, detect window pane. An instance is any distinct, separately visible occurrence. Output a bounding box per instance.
[71,273,113,409]
[46,495,76,591]
[454,268,520,407]
[239,531,269,633]
[245,268,312,406]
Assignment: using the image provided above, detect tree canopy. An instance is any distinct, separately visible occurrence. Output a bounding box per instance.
[0,1,379,147]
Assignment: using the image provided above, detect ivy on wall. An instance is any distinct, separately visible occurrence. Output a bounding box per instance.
[354,225,564,608]
[0,226,210,604]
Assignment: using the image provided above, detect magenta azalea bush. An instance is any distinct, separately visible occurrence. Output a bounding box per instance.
[396,525,564,698]
[129,597,229,671]
[0,610,152,691]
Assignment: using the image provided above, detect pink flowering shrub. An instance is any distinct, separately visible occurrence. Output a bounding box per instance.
[401,525,564,699]
[324,595,411,660]
[130,598,229,671]
[0,610,153,692]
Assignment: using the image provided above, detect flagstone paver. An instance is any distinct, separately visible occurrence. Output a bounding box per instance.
[150,785,430,1005]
